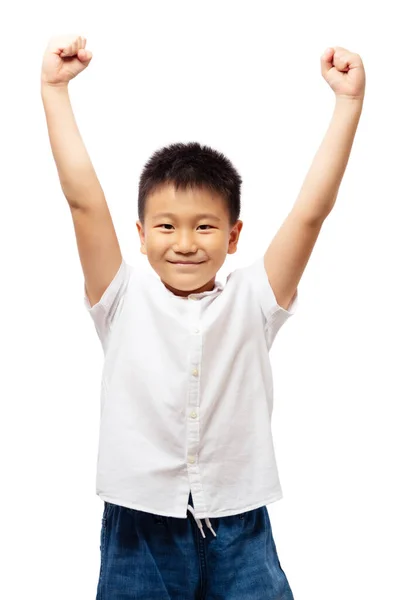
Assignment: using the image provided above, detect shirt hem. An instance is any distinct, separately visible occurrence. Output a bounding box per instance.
[97,491,283,519]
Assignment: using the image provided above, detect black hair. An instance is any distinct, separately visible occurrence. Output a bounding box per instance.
[138,142,242,227]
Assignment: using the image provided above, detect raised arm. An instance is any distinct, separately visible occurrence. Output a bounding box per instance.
[264,47,365,311]
[41,35,122,307]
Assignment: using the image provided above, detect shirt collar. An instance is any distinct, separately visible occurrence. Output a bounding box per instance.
[163,278,224,299]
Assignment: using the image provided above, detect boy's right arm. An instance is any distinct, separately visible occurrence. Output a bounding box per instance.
[41,57,122,308]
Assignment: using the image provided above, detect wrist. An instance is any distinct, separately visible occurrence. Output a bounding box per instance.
[334,95,364,116]
[335,94,364,106]
[41,80,69,92]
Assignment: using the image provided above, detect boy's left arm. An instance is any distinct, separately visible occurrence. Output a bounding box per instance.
[264,47,365,310]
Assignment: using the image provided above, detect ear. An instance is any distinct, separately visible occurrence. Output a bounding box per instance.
[136,220,147,255]
[227,220,243,254]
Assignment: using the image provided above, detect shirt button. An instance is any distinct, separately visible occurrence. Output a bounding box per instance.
[188,456,196,464]
[190,411,197,419]
[193,328,200,334]
[192,368,199,377]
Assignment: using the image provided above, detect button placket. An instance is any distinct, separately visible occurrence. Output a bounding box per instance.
[186,302,205,514]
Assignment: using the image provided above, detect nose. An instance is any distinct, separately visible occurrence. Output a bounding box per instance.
[172,231,198,253]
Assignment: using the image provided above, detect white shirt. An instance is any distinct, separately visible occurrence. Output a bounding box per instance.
[84,256,298,527]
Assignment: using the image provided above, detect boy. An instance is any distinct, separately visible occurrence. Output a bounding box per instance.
[41,35,365,599]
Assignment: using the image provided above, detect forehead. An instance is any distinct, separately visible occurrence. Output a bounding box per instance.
[146,183,229,220]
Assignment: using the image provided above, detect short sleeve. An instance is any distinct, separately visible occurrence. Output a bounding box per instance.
[84,259,131,349]
[241,256,299,350]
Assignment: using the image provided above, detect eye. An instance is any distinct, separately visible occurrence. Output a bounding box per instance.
[158,224,214,230]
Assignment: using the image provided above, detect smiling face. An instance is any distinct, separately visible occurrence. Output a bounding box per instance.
[136,183,243,297]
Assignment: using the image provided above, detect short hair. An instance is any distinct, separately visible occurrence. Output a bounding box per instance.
[138,142,242,227]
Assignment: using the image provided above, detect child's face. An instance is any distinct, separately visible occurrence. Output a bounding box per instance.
[136,183,243,297]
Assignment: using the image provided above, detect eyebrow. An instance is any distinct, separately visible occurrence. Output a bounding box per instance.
[151,212,221,222]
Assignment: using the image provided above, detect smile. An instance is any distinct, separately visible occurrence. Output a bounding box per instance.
[168,261,205,266]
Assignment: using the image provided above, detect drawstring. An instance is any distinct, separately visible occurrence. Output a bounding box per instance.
[187,503,217,538]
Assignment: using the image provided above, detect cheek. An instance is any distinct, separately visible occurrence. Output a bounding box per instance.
[146,233,167,251]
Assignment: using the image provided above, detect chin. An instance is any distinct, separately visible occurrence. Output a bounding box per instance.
[166,278,203,290]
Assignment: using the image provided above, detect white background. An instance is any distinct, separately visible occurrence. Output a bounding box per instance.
[1,1,399,598]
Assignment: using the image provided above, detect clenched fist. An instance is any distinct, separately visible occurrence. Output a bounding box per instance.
[41,34,93,87]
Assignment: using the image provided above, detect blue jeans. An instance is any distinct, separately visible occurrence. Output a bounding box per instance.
[96,492,295,599]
